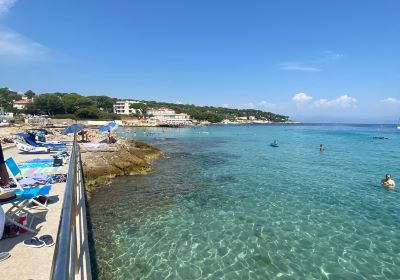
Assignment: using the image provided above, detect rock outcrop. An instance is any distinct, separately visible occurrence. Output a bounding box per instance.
[80,138,162,191]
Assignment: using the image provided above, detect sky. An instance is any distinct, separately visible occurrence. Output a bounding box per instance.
[0,0,399,123]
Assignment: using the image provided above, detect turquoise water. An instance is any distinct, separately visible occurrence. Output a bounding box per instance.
[89,124,400,279]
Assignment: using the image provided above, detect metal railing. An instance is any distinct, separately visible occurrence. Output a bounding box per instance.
[50,136,92,280]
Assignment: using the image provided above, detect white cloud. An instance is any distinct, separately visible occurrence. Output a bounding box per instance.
[313,95,357,108]
[380,97,399,104]
[320,51,344,62]
[0,0,16,15]
[242,102,255,109]
[292,92,313,103]
[258,100,276,109]
[280,51,343,72]
[0,30,48,61]
[279,62,320,72]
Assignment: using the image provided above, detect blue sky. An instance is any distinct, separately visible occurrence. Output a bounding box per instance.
[0,0,399,123]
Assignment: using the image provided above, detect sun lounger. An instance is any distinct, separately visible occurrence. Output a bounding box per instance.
[14,139,50,154]
[1,186,51,233]
[16,133,67,151]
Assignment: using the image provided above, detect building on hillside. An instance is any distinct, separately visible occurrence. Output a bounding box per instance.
[147,108,191,125]
[13,96,33,110]
[113,100,141,115]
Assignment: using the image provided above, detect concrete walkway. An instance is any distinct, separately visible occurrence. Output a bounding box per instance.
[0,146,70,280]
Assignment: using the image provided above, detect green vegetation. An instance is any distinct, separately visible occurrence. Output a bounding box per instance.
[0,87,23,112]
[26,92,119,120]
[1,87,289,122]
[0,88,119,120]
[132,100,289,123]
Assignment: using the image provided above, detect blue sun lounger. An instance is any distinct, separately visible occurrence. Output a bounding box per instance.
[16,133,67,151]
[1,186,51,233]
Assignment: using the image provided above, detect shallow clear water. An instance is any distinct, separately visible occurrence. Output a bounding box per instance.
[89,124,400,280]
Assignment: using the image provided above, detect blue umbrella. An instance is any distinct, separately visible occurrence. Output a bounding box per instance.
[99,121,118,134]
[62,124,86,135]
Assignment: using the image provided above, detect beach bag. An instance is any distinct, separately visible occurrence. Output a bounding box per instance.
[53,158,63,167]
[0,190,17,203]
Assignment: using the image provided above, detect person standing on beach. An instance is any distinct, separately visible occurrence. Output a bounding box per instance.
[320,144,325,152]
[107,129,112,144]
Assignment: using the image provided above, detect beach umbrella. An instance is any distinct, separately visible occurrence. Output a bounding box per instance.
[99,121,118,134]
[62,124,86,135]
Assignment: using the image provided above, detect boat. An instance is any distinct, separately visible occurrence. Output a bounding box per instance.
[397,118,400,130]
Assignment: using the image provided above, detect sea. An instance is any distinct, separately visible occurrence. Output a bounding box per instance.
[88,124,400,280]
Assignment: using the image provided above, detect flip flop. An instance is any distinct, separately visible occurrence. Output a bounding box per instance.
[23,237,45,248]
[0,252,10,262]
[39,235,54,247]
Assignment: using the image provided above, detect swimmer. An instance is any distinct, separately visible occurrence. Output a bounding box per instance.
[381,174,396,188]
[320,144,325,152]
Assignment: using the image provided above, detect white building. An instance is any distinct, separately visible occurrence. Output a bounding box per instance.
[13,96,33,110]
[113,100,141,115]
[147,108,191,124]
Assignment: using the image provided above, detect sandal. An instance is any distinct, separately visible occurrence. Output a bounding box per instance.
[39,235,54,247]
[23,237,45,248]
[0,252,10,262]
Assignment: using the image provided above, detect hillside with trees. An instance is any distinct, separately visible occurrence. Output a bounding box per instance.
[0,88,118,120]
[1,88,289,122]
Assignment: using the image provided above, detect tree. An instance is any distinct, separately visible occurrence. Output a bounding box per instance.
[62,93,96,114]
[33,93,64,115]
[24,102,39,115]
[75,106,101,119]
[75,96,95,109]
[62,93,81,114]
[88,96,115,112]
[24,90,36,99]
[129,102,148,118]
[0,87,23,112]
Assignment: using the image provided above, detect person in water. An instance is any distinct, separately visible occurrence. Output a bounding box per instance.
[273,139,279,145]
[320,144,325,152]
[381,174,396,188]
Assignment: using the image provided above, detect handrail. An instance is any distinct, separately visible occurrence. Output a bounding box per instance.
[50,135,92,280]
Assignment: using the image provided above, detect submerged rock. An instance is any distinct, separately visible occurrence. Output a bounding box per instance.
[81,138,163,192]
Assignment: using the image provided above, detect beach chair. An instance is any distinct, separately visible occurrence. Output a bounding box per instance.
[14,139,50,154]
[1,157,52,209]
[1,186,51,233]
[16,133,67,151]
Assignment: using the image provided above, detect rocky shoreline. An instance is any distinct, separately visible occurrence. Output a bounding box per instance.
[80,138,163,193]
